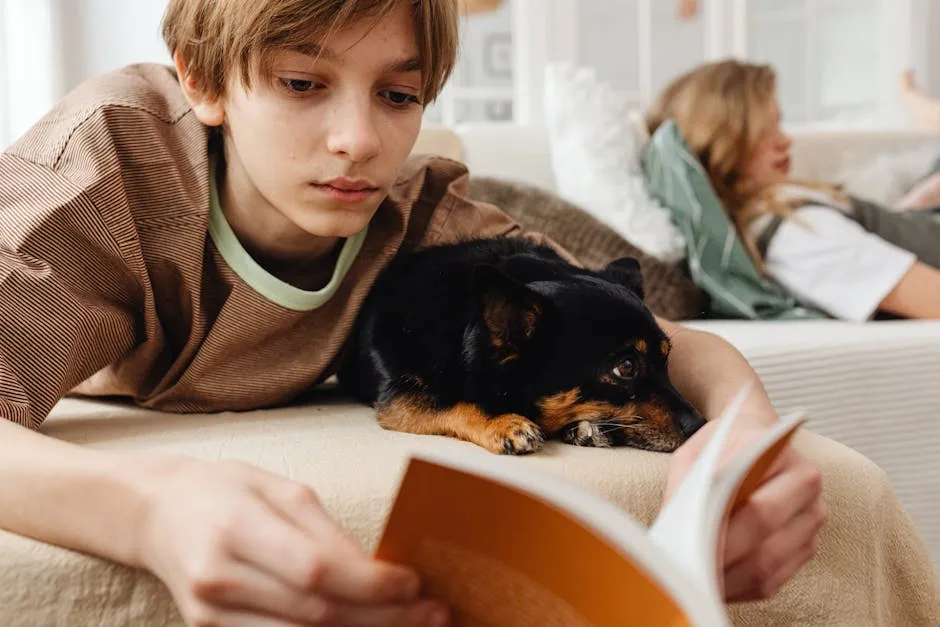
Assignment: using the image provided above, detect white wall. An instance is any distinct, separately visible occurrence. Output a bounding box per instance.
[0,0,171,148]
[42,0,940,101]
[925,0,940,96]
[435,0,940,129]
[4,0,940,148]
[59,0,171,93]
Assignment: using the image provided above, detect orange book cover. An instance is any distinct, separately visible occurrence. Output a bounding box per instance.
[377,456,692,627]
[375,389,805,627]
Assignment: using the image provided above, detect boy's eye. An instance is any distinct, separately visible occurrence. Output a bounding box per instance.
[281,78,318,93]
[612,359,637,381]
[381,90,420,107]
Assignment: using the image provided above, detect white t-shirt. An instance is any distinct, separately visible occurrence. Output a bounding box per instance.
[759,205,916,322]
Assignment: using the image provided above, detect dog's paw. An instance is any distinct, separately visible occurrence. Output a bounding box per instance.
[486,414,545,455]
[561,420,610,447]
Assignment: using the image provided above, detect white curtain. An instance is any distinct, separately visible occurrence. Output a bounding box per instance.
[0,2,6,148]
[0,0,64,148]
[0,0,171,149]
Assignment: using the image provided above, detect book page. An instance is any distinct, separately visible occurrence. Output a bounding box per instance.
[712,412,807,531]
[377,458,693,627]
[648,384,806,606]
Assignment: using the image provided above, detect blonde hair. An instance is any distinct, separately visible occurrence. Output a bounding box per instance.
[645,59,844,266]
[162,0,458,104]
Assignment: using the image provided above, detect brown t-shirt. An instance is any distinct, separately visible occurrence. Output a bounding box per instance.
[0,64,568,429]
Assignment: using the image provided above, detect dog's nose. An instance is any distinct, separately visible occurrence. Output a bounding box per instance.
[678,412,706,438]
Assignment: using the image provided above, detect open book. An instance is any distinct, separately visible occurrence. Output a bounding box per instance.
[374,386,807,626]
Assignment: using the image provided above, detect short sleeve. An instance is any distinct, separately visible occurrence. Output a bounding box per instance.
[407,155,580,265]
[0,153,142,429]
[764,206,916,322]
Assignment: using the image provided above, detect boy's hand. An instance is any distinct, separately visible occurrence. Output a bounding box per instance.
[134,455,450,627]
[663,419,827,603]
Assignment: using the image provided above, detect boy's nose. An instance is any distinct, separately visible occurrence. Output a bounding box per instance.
[328,105,381,163]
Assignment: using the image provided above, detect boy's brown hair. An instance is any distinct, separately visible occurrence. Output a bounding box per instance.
[162,0,458,104]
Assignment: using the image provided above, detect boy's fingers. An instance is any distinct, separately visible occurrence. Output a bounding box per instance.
[724,537,819,603]
[229,500,421,605]
[203,560,447,627]
[187,608,306,627]
[723,461,822,567]
[722,500,826,600]
[193,602,449,627]
[250,469,367,556]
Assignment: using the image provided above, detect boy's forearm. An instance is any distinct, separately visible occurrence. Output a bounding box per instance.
[0,418,156,568]
[657,319,778,425]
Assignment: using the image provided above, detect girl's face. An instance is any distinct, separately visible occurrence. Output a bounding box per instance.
[740,98,793,191]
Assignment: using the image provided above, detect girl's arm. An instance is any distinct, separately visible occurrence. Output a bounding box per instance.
[879,261,940,319]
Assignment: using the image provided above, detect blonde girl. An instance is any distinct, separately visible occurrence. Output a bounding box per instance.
[646,60,940,321]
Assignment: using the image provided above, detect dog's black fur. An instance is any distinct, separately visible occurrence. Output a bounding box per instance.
[338,237,705,455]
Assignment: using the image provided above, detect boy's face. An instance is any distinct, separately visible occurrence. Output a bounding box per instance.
[185,1,425,248]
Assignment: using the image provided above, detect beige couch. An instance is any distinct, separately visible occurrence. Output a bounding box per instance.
[1,128,939,626]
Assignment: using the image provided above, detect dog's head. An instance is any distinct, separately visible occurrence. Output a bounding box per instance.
[470,254,706,452]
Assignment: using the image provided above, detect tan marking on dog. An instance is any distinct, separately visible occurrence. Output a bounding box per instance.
[536,388,580,433]
[538,390,687,452]
[537,388,625,435]
[660,339,670,357]
[632,399,684,451]
[482,294,515,361]
[482,294,511,339]
[482,297,541,342]
[377,396,543,455]
[482,295,541,365]
[635,339,648,354]
[522,303,542,339]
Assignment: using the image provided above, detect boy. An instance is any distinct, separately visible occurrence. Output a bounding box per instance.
[0,0,824,625]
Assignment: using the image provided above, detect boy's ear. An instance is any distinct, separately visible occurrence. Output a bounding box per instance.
[472,265,548,362]
[601,257,644,299]
[174,52,226,127]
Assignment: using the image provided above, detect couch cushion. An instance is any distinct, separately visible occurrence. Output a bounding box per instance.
[688,318,940,570]
[411,125,465,162]
[454,123,560,192]
[466,175,706,321]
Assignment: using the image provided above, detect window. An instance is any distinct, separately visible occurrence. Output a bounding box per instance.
[0,2,10,149]
[425,1,515,125]
[746,0,891,126]
[429,0,923,129]
[0,0,63,149]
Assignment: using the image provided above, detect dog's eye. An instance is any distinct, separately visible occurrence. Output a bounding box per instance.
[612,359,637,381]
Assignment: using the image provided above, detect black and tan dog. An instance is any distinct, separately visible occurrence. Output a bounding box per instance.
[338,237,705,455]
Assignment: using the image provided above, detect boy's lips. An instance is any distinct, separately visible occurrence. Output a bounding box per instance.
[326,177,377,191]
[312,177,380,203]
[775,157,791,174]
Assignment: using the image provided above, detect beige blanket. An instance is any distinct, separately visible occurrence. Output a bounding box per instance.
[1,393,937,626]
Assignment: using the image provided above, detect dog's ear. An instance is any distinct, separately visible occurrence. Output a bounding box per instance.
[601,257,644,299]
[471,264,547,360]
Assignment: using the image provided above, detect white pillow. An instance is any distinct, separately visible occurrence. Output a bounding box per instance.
[543,63,686,263]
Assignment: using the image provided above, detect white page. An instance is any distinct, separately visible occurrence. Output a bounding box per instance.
[647,384,752,603]
[648,385,807,606]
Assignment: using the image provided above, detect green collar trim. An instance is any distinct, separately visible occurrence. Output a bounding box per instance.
[207,157,368,312]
